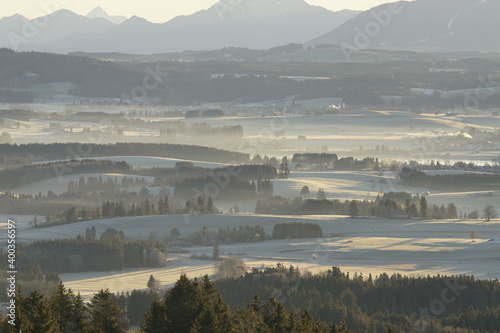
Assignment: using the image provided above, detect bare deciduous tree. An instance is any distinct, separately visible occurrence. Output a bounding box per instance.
[483,205,497,222]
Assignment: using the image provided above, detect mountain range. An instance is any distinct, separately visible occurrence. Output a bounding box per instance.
[0,0,358,54]
[309,0,500,52]
[0,0,498,54]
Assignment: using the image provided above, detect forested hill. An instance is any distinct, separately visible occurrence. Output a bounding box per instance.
[0,143,249,163]
[0,48,144,98]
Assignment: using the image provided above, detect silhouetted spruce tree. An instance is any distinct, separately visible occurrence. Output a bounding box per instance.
[49,282,86,333]
[164,195,170,214]
[141,298,169,333]
[300,186,310,198]
[147,275,160,293]
[21,290,56,333]
[163,274,201,333]
[210,294,235,332]
[349,201,359,218]
[213,241,220,260]
[262,297,288,332]
[208,195,214,213]
[189,302,223,333]
[88,289,125,333]
[158,197,165,215]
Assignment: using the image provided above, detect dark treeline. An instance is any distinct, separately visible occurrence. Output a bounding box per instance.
[190,123,243,137]
[182,223,319,246]
[0,284,126,332]
[161,123,243,138]
[272,222,323,239]
[12,267,499,332]
[333,157,380,171]
[256,193,458,220]
[67,175,148,193]
[292,153,339,164]
[0,108,36,120]
[185,109,225,118]
[0,89,33,103]
[216,265,500,333]
[4,49,500,107]
[0,161,276,216]
[153,164,277,186]
[63,194,216,225]
[212,164,277,180]
[0,189,161,216]
[3,268,499,332]
[0,48,145,98]
[0,142,249,164]
[294,156,381,171]
[138,274,355,333]
[401,168,500,191]
[0,187,194,220]
[70,112,126,120]
[175,176,257,200]
[0,160,131,189]
[0,230,166,275]
[188,224,267,245]
[0,276,355,333]
[175,176,274,201]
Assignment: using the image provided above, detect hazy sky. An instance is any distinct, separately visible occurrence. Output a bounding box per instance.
[2,0,395,23]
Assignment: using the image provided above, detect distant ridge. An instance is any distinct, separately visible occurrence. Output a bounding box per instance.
[308,0,500,52]
[0,0,358,54]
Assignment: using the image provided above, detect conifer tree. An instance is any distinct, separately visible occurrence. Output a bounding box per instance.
[88,289,125,333]
[420,196,428,219]
[262,297,288,332]
[49,282,86,333]
[213,241,220,260]
[163,274,200,333]
[164,195,170,214]
[21,290,56,333]
[141,298,168,333]
[208,195,214,213]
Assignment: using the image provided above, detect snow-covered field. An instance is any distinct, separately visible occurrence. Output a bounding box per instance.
[272,170,498,213]
[274,170,425,201]
[2,214,499,298]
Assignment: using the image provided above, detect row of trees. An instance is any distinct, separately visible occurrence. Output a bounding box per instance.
[141,275,360,333]
[0,142,249,164]
[57,196,173,224]
[217,265,500,332]
[175,176,274,200]
[57,194,217,225]
[255,193,473,220]
[0,284,124,333]
[67,175,148,193]
[3,234,167,274]
[0,276,364,333]
[401,168,500,191]
[6,265,499,332]
[0,160,131,189]
[272,223,323,239]
[188,225,267,245]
